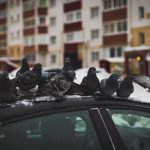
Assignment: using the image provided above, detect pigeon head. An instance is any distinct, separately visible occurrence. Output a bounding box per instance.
[22,57,28,63]
[109,73,120,81]
[33,63,42,71]
[124,76,133,83]
[63,57,74,72]
[21,57,29,70]
[88,67,96,76]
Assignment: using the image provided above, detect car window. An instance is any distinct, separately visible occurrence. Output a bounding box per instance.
[108,109,150,150]
[0,110,102,150]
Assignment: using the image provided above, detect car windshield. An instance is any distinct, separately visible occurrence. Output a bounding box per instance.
[0,110,102,150]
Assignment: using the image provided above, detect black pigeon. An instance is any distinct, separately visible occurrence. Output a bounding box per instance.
[80,67,101,95]
[16,63,42,91]
[40,58,76,97]
[133,75,150,89]
[16,58,30,77]
[100,73,120,96]
[0,72,17,102]
[117,76,134,98]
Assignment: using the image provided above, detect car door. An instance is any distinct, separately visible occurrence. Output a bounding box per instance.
[0,109,113,150]
[98,104,150,150]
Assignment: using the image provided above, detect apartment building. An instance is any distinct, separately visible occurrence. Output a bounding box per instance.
[0,0,150,74]
[0,0,8,70]
[125,0,150,75]
[101,0,128,73]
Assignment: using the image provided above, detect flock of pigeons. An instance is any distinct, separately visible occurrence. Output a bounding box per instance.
[0,57,135,103]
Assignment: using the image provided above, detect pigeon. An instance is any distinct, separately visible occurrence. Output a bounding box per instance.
[117,76,134,98]
[16,58,30,77]
[133,75,150,89]
[16,63,42,91]
[0,72,17,102]
[40,58,76,97]
[100,73,120,96]
[80,67,101,95]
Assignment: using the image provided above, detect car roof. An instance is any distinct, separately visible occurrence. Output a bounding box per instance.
[0,95,150,125]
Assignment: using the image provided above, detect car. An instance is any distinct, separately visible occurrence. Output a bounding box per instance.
[0,94,150,150]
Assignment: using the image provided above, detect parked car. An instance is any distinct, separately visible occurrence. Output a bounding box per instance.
[0,95,150,150]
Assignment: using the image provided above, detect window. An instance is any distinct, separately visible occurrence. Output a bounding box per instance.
[66,13,73,21]
[23,0,34,11]
[51,54,56,64]
[108,47,123,57]
[67,33,74,41]
[117,47,122,57]
[104,0,111,9]
[24,18,35,28]
[50,17,56,26]
[17,14,20,22]
[139,6,144,19]
[139,32,145,45]
[92,52,99,62]
[0,24,7,33]
[117,21,127,32]
[91,29,99,40]
[50,36,56,45]
[104,0,127,10]
[0,111,102,150]
[0,10,6,18]
[39,0,46,7]
[50,0,56,7]
[17,31,20,39]
[110,48,115,57]
[76,11,81,20]
[0,40,6,48]
[24,36,35,46]
[91,7,99,18]
[39,17,46,25]
[109,109,150,150]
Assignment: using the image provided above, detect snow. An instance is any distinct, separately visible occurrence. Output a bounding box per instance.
[125,46,150,51]
[105,57,124,62]
[130,82,150,103]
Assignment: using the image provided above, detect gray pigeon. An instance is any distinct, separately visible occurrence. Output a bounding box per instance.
[16,58,30,77]
[80,67,101,95]
[0,72,17,102]
[40,58,76,97]
[16,63,42,91]
[117,76,134,98]
[100,73,120,96]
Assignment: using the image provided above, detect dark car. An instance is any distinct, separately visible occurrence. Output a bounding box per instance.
[0,95,150,150]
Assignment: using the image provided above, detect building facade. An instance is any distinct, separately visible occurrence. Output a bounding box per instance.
[0,0,150,74]
[125,0,150,75]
